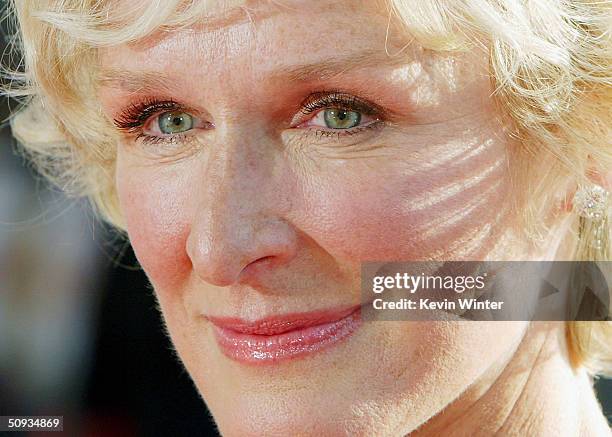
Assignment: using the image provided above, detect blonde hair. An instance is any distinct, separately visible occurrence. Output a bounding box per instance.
[4,0,612,375]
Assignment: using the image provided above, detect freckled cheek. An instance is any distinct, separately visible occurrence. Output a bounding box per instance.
[116,166,194,291]
[303,161,511,260]
[307,192,434,261]
[308,186,412,260]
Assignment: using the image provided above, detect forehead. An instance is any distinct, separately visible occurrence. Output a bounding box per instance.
[109,0,389,35]
[98,0,490,115]
[101,0,394,68]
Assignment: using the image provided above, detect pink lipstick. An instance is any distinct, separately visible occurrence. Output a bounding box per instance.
[206,305,362,365]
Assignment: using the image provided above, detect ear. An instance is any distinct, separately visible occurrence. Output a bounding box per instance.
[585,167,612,192]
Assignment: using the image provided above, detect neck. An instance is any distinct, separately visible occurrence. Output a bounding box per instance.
[411,322,610,436]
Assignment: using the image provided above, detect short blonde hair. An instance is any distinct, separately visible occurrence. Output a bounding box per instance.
[5,0,612,375]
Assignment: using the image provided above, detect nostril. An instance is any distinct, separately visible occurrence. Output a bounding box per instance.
[251,255,275,265]
[237,255,279,283]
[238,255,278,274]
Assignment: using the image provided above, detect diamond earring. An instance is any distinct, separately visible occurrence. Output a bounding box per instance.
[573,184,610,259]
[574,184,609,219]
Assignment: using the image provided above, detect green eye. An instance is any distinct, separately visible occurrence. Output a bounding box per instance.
[158,111,194,134]
[323,108,362,129]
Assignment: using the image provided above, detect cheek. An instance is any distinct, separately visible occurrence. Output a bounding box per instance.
[116,158,194,291]
[300,135,514,261]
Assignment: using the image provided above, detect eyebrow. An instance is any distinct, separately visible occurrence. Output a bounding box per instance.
[270,49,412,82]
[98,49,413,93]
[98,69,175,94]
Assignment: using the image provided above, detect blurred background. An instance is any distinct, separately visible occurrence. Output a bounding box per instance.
[0,2,610,437]
[0,134,221,436]
[0,133,220,437]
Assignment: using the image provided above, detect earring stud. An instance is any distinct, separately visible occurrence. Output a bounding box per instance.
[573,184,609,219]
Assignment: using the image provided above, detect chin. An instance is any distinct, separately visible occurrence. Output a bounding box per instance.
[166,310,527,437]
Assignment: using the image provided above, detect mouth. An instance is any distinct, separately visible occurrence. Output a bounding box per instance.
[205,305,362,365]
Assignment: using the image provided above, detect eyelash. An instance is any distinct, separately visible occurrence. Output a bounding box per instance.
[299,91,380,117]
[113,92,383,146]
[114,98,181,133]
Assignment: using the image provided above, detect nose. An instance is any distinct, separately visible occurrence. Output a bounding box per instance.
[186,137,298,287]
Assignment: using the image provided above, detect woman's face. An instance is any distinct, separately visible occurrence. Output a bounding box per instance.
[100,1,532,435]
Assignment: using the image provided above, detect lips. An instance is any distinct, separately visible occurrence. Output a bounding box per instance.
[206,305,362,365]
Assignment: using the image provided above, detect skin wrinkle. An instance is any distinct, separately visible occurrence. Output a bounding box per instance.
[411,322,530,437]
[417,180,504,240]
[401,135,483,173]
[493,328,552,437]
[116,1,282,50]
[94,1,609,436]
[402,158,505,212]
